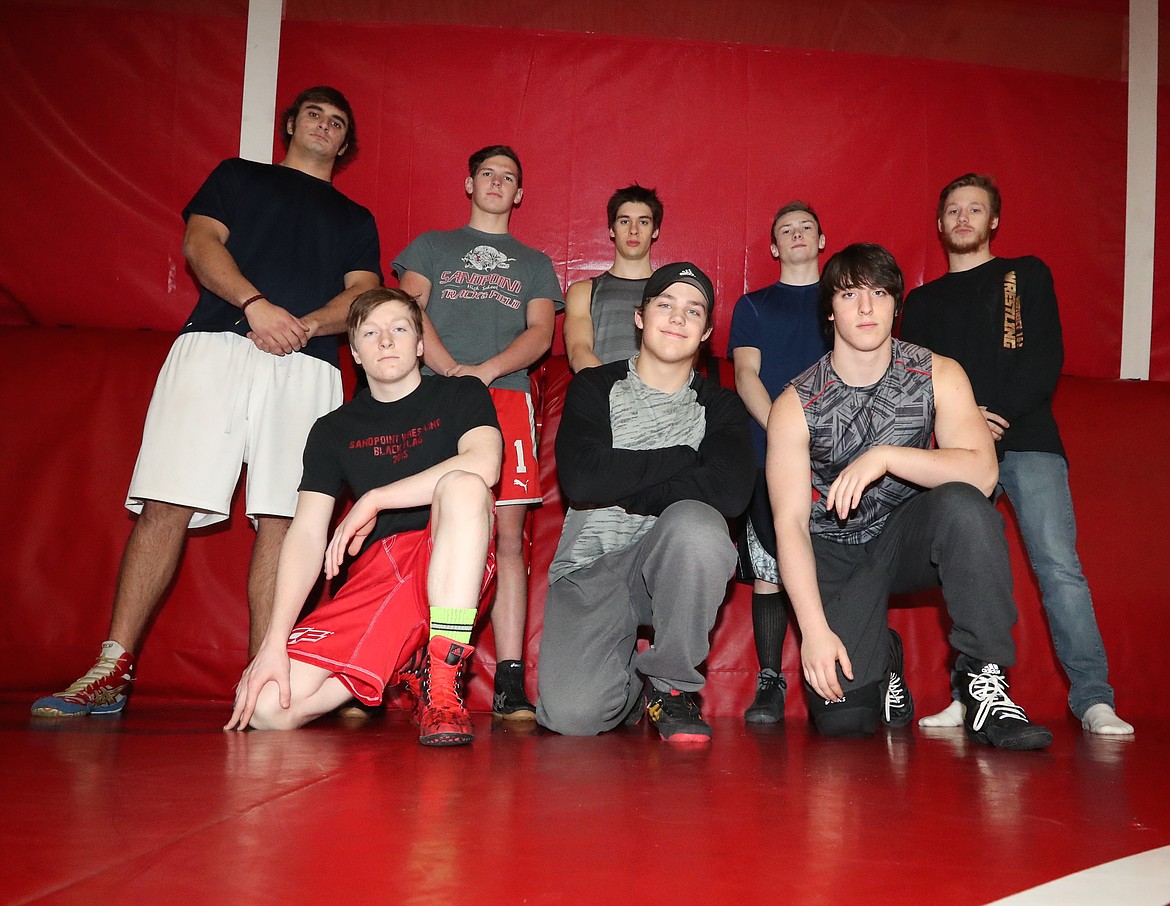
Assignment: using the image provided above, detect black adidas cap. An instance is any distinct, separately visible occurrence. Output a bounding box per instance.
[641,261,715,310]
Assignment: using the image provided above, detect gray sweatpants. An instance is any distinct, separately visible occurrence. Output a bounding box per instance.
[536,500,737,736]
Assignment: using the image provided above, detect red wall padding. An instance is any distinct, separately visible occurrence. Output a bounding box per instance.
[0,4,245,330]
[0,6,1166,718]
[4,7,1164,377]
[2,328,1166,721]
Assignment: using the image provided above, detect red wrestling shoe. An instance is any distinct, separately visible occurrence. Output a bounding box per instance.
[418,636,475,747]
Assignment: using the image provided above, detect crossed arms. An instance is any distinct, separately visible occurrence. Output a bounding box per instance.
[556,367,754,519]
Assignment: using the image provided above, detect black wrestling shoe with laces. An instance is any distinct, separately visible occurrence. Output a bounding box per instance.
[492,659,536,721]
[646,687,712,742]
[959,662,1052,750]
[744,668,786,724]
[881,630,914,728]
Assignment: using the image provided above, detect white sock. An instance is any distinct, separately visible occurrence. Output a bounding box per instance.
[100,640,127,661]
[1081,703,1134,736]
[918,699,964,728]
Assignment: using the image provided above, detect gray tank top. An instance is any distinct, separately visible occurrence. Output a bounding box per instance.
[590,272,648,364]
[793,339,935,543]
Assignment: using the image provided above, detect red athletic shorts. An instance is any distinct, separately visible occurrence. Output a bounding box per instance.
[489,387,541,506]
[286,526,496,705]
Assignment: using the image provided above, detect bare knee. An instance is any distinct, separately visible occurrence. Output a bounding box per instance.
[434,470,492,509]
[432,471,493,528]
[247,686,310,731]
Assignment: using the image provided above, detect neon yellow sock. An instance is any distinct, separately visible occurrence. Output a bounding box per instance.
[429,607,476,644]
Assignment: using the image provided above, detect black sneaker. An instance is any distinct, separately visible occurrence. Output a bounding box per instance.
[646,688,712,742]
[622,682,647,726]
[744,668,786,724]
[958,662,1053,750]
[881,630,915,728]
[492,659,536,721]
[806,682,880,738]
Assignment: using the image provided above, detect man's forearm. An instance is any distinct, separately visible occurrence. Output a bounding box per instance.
[183,229,260,309]
[421,312,458,376]
[563,300,600,373]
[567,343,602,373]
[560,443,697,505]
[777,525,830,638]
[622,391,754,516]
[366,444,501,513]
[261,525,329,649]
[303,274,380,337]
[882,444,997,497]
[735,367,773,429]
[479,323,553,383]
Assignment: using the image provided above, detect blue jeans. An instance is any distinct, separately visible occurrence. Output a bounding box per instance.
[997,451,1114,717]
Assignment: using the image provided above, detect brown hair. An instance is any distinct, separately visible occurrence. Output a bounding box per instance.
[937,173,1001,221]
[347,288,423,344]
[280,86,357,164]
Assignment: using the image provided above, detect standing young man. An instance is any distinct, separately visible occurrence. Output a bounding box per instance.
[900,173,1132,735]
[225,288,501,744]
[537,263,754,742]
[563,184,663,371]
[768,243,1052,749]
[392,146,563,720]
[33,86,381,717]
[727,201,831,723]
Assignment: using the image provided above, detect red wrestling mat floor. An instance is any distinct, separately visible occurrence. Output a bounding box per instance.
[5,702,1167,905]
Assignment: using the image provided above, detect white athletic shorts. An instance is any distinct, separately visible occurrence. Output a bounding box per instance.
[126,331,342,528]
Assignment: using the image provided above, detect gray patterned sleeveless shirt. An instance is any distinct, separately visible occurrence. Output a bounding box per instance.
[793,339,935,543]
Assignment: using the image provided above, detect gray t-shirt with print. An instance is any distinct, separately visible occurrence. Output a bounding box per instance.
[393,226,564,392]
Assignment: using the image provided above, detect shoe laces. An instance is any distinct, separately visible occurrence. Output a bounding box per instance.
[967,670,1028,731]
[58,655,126,697]
[756,669,787,693]
[884,672,908,717]
[657,690,701,721]
[424,655,467,711]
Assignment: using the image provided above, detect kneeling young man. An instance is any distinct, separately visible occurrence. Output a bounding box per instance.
[767,244,1052,750]
[537,263,754,742]
[225,288,502,746]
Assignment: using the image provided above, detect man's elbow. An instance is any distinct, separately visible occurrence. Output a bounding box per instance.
[180,233,200,266]
[566,344,589,373]
[969,456,999,497]
[557,467,603,507]
[978,463,999,497]
[558,473,587,504]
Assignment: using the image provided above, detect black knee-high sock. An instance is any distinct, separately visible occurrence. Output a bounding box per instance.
[751,590,788,673]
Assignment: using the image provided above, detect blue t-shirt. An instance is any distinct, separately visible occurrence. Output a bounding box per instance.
[727,281,829,463]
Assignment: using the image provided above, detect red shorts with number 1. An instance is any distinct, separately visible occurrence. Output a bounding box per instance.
[490,387,541,506]
[286,525,496,705]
